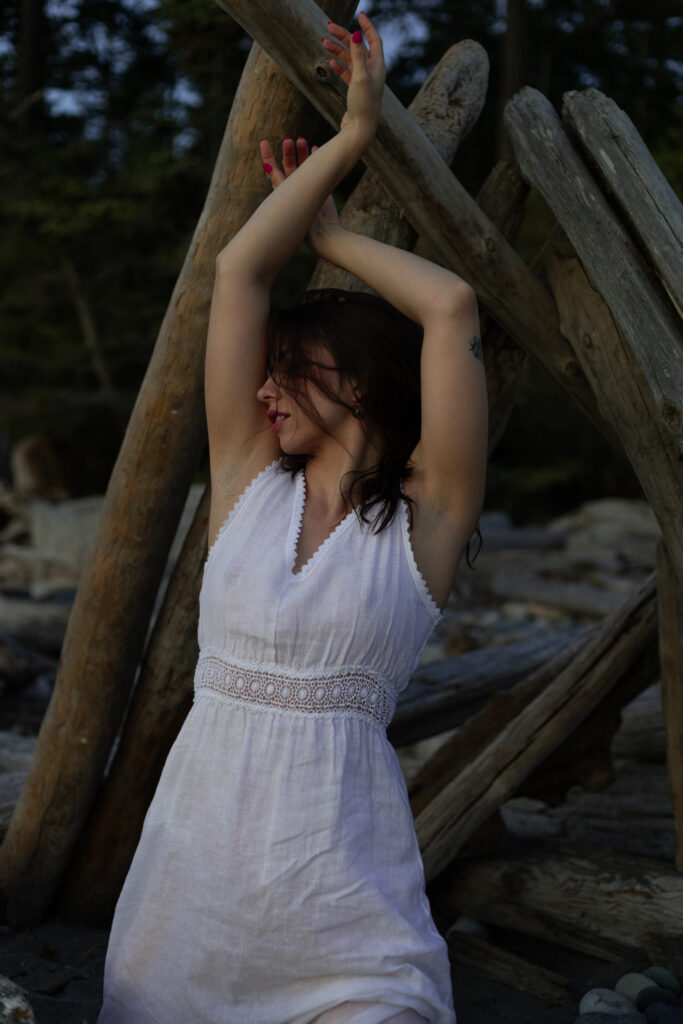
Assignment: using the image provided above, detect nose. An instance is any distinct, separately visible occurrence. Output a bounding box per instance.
[257,375,279,403]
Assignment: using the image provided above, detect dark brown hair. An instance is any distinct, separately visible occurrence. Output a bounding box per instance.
[266,288,482,569]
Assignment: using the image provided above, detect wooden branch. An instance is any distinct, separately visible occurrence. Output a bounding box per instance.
[56,487,210,924]
[215,0,616,448]
[562,88,683,320]
[309,39,490,291]
[389,625,587,748]
[504,87,683,459]
[0,0,359,929]
[415,572,657,881]
[543,226,683,596]
[445,930,571,1006]
[656,535,683,871]
[431,850,683,955]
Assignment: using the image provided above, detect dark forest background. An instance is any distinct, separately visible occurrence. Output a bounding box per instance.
[1,0,681,523]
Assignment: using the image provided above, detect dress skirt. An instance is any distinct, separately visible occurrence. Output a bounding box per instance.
[97,691,457,1024]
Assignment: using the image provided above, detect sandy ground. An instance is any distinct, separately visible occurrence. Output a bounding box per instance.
[0,917,652,1024]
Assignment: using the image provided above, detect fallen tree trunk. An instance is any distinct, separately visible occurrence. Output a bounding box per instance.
[415,572,657,881]
[0,0,358,929]
[431,850,683,955]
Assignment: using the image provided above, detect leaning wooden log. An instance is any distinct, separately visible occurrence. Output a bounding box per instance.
[56,488,210,924]
[390,625,587,748]
[542,226,683,608]
[415,572,657,882]
[308,39,490,292]
[656,535,683,871]
[215,0,620,452]
[430,850,683,955]
[408,623,657,817]
[445,930,571,1006]
[0,0,358,929]
[562,88,683,320]
[504,89,683,591]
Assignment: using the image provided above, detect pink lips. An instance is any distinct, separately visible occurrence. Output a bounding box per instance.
[267,410,290,432]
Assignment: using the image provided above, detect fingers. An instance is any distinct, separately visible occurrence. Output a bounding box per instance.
[258,137,312,187]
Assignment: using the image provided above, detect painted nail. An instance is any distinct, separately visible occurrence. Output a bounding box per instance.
[352,30,362,43]
[262,162,272,173]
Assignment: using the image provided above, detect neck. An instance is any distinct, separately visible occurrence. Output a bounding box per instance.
[302,435,379,520]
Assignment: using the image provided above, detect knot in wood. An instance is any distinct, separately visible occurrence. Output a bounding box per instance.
[484,237,496,253]
[314,63,330,80]
[583,333,592,348]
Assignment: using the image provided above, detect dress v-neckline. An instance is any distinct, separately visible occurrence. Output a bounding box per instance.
[288,469,356,578]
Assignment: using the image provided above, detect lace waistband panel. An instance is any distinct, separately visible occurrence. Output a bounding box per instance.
[193,651,396,729]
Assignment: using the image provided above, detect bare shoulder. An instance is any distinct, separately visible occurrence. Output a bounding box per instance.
[207,447,280,553]
[401,465,480,612]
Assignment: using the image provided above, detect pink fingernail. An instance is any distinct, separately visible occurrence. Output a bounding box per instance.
[352,30,362,43]
[262,162,272,173]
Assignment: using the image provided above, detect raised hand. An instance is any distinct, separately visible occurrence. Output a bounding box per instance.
[323,11,386,141]
[259,136,341,257]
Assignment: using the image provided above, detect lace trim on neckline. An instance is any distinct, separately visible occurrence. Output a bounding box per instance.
[205,459,280,569]
[289,469,357,577]
[400,498,443,623]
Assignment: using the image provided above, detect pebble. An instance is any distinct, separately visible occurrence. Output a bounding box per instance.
[580,989,644,1015]
[637,988,679,1011]
[0,974,35,1022]
[448,914,489,941]
[618,974,664,1004]
[644,1006,683,1024]
[642,969,681,996]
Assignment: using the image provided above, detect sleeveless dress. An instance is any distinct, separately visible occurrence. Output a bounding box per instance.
[98,460,457,1024]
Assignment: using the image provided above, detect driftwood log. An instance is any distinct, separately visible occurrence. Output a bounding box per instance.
[52,34,491,927]
[415,572,657,881]
[445,930,571,1006]
[0,0,359,929]
[430,850,683,955]
[505,87,683,594]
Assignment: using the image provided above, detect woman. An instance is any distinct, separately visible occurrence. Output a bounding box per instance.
[98,13,487,1024]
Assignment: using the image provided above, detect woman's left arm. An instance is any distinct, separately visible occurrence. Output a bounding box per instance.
[305,224,488,529]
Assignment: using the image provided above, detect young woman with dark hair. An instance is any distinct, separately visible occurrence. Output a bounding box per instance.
[98,13,486,1024]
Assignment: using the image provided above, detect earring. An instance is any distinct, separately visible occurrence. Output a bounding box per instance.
[351,403,363,419]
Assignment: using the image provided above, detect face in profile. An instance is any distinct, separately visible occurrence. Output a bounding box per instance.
[257,343,359,455]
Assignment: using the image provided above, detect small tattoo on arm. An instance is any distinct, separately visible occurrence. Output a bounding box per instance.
[469,335,483,362]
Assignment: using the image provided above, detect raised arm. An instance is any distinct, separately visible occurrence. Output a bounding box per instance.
[204,14,386,494]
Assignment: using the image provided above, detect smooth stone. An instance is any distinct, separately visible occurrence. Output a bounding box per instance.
[573,1015,645,1023]
[644,1004,683,1023]
[580,988,643,1015]
[638,989,679,1011]
[0,974,35,1023]
[618,974,665,1004]
[643,968,681,996]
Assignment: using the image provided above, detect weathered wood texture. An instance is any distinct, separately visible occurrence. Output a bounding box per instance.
[390,626,587,747]
[504,88,682,470]
[431,851,683,954]
[309,39,490,292]
[408,624,657,817]
[445,930,571,1005]
[215,0,619,451]
[656,535,683,871]
[563,88,683,320]
[56,488,210,923]
[543,226,683,600]
[415,572,657,881]
[0,0,358,929]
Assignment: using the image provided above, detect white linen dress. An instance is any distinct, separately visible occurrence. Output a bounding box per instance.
[98,460,457,1024]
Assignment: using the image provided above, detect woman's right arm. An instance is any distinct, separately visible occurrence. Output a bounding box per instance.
[204,13,385,485]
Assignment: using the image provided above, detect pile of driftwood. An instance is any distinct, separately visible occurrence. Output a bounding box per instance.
[1,0,681,1003]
